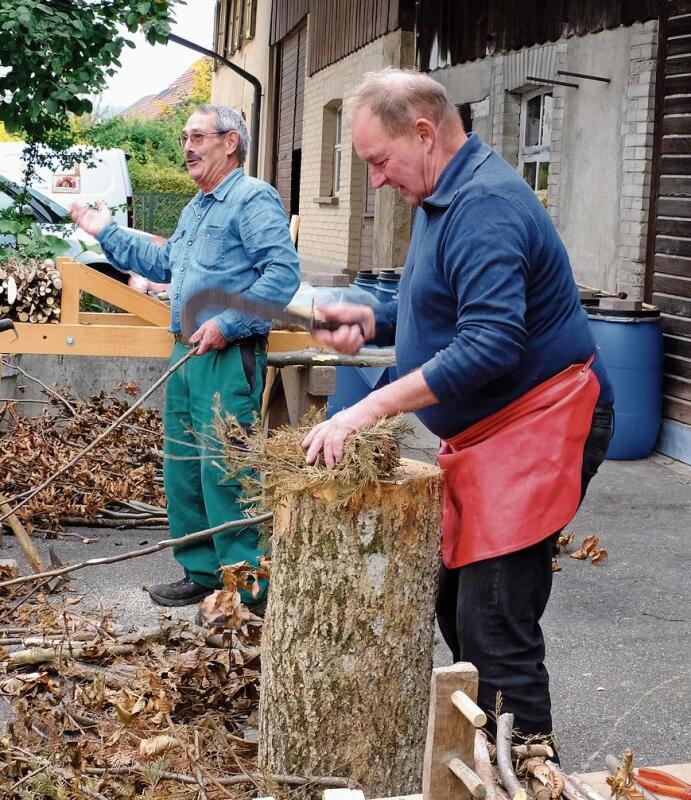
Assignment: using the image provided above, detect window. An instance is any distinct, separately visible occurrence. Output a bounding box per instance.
[518,89,552,203]
[218,0,256,56]
[244,0,257,40]
[333,106,343,196]
[316,101,343,203]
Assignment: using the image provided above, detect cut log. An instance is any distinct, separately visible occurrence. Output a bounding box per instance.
[258,458,444,798]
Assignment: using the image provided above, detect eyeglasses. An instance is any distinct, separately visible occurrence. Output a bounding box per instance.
[178,131,227,148]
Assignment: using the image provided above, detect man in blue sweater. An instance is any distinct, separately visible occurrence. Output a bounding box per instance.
[303,69,614,744]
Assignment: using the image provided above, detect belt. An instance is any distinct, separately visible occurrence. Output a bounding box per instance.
[173,333,268,349]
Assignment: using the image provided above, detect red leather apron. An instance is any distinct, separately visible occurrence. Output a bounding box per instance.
[437,357,600,569]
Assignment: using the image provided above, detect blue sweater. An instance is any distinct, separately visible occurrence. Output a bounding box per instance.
[374,133,614,440]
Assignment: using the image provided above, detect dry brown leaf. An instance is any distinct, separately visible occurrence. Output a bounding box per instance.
[138,734,182,760]
[591,549,608,564]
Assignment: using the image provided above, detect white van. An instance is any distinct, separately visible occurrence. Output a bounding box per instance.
[0,143,133,227]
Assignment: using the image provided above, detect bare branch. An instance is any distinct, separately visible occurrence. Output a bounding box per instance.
[0,512,272,589]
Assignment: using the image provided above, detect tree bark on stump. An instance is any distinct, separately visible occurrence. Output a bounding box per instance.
[258,458,444,798]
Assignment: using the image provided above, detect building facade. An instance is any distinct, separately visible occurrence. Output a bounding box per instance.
[211,0,691,463]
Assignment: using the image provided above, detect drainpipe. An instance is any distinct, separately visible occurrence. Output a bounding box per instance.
[168,33,262,178]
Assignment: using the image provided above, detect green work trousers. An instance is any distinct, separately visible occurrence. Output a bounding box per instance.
[163,340,267,600]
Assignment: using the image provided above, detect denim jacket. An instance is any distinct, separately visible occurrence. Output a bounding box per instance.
[96,169,301,341]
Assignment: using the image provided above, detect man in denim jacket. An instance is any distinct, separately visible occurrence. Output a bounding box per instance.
[71,104,300,609]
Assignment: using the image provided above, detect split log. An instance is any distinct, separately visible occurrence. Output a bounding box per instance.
[474,731,500,800]
[258,458,444,798]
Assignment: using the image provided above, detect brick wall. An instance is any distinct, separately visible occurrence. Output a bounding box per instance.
[298,29,412,276]
[617,20,658,299]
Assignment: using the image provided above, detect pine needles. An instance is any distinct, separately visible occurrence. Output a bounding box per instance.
[213,405,412,511]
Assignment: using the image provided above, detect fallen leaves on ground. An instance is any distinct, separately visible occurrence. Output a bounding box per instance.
[0,563,265,799]
[0,385,166,529]
[570,534,608,565]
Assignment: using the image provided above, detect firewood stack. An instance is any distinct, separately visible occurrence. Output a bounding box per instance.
[0,258,62,323]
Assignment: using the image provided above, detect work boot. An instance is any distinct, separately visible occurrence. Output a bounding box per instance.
[147,577,214,607]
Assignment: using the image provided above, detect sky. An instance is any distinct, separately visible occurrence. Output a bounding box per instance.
[96,0,216,115]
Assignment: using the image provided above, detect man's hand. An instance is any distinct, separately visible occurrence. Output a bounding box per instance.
[312,303,376,355]
[302,397,378,469]
[69,200,112,237]
[189,319,228,356]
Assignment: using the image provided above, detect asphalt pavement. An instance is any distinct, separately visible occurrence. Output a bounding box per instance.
[1,428,689,774]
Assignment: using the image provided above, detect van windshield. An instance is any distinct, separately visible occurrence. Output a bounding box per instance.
[0,175,69,223]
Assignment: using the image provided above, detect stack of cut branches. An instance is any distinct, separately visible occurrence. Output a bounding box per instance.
[0,257,62,323]
[0,387,166,530]
[475,718,643,800]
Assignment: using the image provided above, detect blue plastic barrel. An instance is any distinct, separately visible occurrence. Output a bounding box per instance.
[587,306,664,459]
[376,269,400,303]
[354,270,378,295]
[327,277,390,417]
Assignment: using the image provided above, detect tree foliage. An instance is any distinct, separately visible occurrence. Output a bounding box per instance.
[0,0,181,151]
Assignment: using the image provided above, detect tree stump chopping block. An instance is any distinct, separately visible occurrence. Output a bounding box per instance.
[258,458,444,798]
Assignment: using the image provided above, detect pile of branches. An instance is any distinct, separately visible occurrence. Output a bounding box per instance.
[0,386,166,530]
[0,258,62,324]
[214,408,412,511]
[477,721,644,800]
[0,564,266,799]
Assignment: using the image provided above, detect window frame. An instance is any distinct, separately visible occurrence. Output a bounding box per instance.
[518,87,552,195]
[332,106,343,197]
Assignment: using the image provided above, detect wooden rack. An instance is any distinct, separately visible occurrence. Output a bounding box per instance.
[1,257,315,358]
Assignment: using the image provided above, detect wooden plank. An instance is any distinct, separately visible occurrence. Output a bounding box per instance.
[653,273,691,296]
[3,322,317,357]
[661,154,691,174]
[663,115,691,135]
[79,312,155,327]
[76,264,170,327]
[58,257,80,324]
[665,353,691,378]
[663,95,691,115]
[664,72,691,93]
[660,312,691,337]
[659,175,691,195]
[422,664,478,800]
[653,292,691,316]
[653,253,691,275]
[656,217,691,237]
[665,36,691,58]
[657,197,691,218]
[664,333,691,358]
[665,54,691,74]
[664,394,691,423]
[661,136,691,154]
[656,235,691,256]
[668,14,691,37]
[665,373,691,400]
[2,323,174,358]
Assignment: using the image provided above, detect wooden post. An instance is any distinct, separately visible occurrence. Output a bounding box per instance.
[422,663,480,800]
[258,459,444,798]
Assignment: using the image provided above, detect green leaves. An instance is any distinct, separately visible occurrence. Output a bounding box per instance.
[0,0,181,152]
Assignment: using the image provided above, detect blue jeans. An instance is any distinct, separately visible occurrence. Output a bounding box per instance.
[436,406,614,740]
